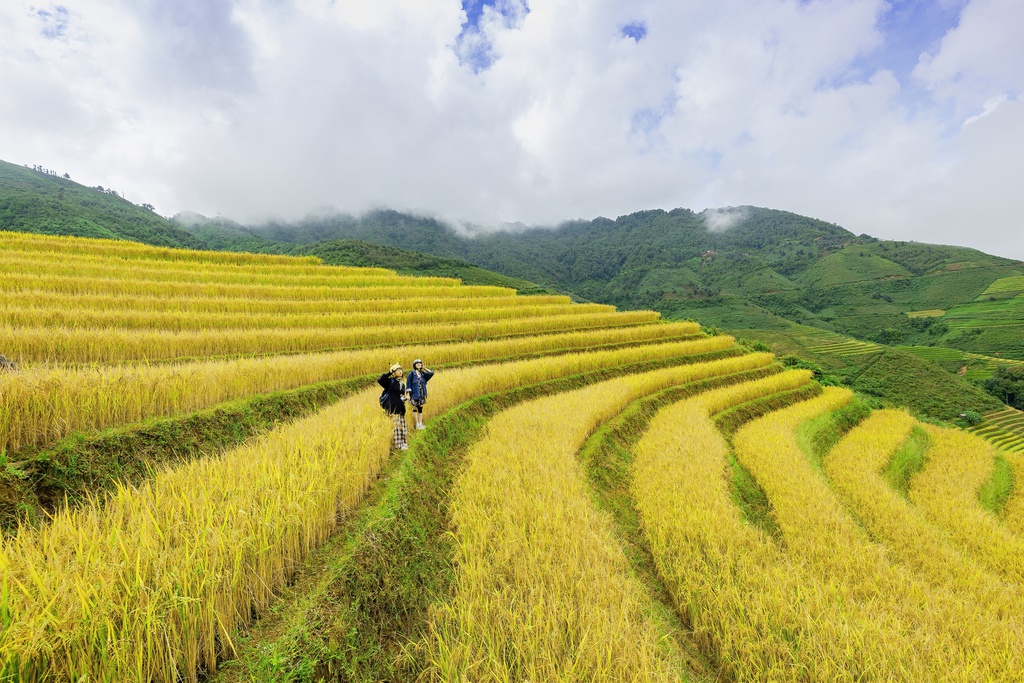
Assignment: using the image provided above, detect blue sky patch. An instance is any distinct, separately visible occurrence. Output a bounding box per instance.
[621,22,647,42]
[456,0,530,72]
[854,0,968,81]
[35,5,70,40]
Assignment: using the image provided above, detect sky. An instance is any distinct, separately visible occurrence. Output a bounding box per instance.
[1,0,1022,259]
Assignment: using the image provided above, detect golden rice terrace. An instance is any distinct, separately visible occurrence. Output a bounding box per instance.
[0,230,1022,682]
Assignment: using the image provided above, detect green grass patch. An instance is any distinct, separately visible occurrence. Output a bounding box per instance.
[882,427,930,497]
[981,275,1024,296]
[711,383,823,543]
[979,455,1014,515]
[713,382,823,438]
[212,352,744,682]
[795,396,874,473]
[725,453,782,543]
[852,348,1003,421]
[797,246,910,288]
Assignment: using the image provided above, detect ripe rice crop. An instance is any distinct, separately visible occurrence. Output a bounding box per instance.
[824,410,1022,624]
[0,229,319,266]
[0,344,764,682]
[0,310,662,364]
[0,323,709,452]
[732,394,1022,679]
[0,271,512,302]
[2,252,455,289]
[0,244,390,279]
[910,425,1024,586]
[10,289,573,317]
[632,377,925,681]
[0,301,613,332]
[423,355,776,681]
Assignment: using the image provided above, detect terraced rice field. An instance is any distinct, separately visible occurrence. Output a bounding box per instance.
[2,231,1023,681]
[980,275,1024,296]
[806,337,882,357]
[898,345,1024,380]
[969,407,1024,454]
[943,297,1024,328]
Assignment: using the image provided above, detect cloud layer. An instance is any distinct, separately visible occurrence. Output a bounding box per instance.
[1,0,1021,259]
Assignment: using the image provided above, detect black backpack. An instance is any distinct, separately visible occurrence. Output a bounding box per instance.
[379,380,405,412]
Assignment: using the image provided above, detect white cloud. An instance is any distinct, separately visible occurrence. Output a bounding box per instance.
[0,0,1022,259]
[702,207,751,232]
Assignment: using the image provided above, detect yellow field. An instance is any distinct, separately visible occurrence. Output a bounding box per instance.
[1003,452,1024,535]
[423,356,774,682]
[0,343,754,681]
[910,425,1024,586]
[0,300,612,332]
[0,229,320,265]
[9,288,572,316]
[0,270,510,301]
[0,309,662,363]
[632,380,910,681]
[3,230,1021,681]
[732,395,1023,679]
[0,323,706,452]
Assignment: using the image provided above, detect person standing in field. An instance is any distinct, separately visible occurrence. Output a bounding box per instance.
[406,359,435,430]
[378,363,409,451]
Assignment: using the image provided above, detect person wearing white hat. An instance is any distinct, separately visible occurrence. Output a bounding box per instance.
[406,359,435,430]
[378,363,409,450]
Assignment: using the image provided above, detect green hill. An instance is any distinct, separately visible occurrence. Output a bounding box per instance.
[796,246,911,287]
[0,159,204,249]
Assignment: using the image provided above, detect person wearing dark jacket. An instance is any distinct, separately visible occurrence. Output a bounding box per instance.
[406,359,435,430]
[378,363,409,451]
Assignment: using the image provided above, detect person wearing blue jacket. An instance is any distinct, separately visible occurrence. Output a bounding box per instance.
[406,359,435,430]
[378,363,409,450]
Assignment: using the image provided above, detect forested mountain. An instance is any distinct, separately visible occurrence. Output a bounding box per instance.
[0,159,204,249]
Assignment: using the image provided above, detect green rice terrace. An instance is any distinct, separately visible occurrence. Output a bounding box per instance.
[969,408,1024,455]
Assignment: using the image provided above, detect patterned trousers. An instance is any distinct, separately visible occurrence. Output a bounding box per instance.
[392,414,408,450]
